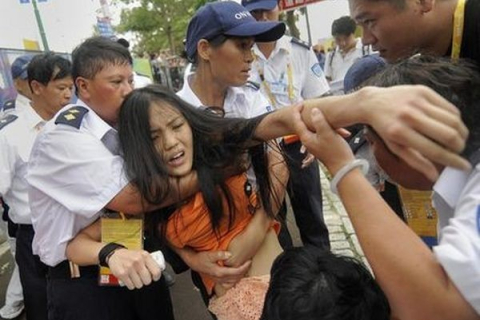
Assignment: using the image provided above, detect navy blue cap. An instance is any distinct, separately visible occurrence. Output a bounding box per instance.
[241,0,278,11]
[343,54,386,93]
[186,1,285,61]
[11,55,35,80]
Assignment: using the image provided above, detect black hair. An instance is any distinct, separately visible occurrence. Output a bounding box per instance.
[71,36,132,81]
[331,16,357,37]
[116,38,130,49]
[118,85,280,236]
[364,55,480,159]
[189,34,236,65]
[27,52,72,89]
[261,247,391,320]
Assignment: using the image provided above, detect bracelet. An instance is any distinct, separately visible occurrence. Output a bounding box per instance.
[98,243,126,267]
[330,159,369,195]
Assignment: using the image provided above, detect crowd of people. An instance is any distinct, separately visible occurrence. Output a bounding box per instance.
[0,0,479,319]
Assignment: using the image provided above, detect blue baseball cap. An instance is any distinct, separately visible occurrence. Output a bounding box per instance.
[343,54,386,93]
[11,55,35,80]
[242,0,278,12]
[186,1,285,61]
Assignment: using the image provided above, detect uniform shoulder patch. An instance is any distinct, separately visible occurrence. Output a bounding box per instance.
[0,114,18,131]
[3,99,15,111]
[55,106,89,129]
[291,37,310,50]
[246,81,260,91]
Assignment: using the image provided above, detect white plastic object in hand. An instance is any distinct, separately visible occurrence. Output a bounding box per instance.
[330,159,369,195]
[150,250,166,271]
[118,250,166,287]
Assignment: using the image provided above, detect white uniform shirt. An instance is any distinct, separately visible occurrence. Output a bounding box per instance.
[0,105,45,224]
[250,36,329,110]
[177,75,271,118]
[27,99,129,266]
[324,38,366,82]
[1,94,31,117]
[432,164,480,314]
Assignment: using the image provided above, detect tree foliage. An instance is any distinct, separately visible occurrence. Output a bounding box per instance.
[114,0,200,55]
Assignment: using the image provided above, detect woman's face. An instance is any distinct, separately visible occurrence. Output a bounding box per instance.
[149,102,194,177]
[208,37,255,87]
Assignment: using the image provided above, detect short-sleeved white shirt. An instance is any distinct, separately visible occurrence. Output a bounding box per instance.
[0,105,44,224]
[432,163,480,314]
[27,99,129,266]
[249,35,330,110]
[324,38,366,82]
[177,75,271,119]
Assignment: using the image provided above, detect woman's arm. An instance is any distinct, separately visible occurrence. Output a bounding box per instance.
[294,108,479,320]
[254,85,470,182]
[66,220,161,290]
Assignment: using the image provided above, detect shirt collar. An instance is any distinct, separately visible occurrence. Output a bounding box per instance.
[252,35,291,61]
[21,104,45,131]
[178,74,204,108]
[179,74,246,110]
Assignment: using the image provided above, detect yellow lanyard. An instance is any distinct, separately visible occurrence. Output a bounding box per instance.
[451,0,466,59]
[254,55,295,108]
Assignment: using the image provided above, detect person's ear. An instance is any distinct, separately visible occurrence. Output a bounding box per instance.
[197,39,211,61]
[30,80,43,95]
[75,77,89,99]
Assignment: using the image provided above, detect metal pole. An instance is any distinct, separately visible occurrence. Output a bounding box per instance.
[304,6,312,46]
[32,0,49,51]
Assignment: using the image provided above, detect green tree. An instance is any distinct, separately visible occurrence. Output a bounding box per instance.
[114,0,198,55]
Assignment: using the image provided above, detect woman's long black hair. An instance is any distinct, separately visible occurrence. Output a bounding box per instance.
[118,84,282,238]
[364,55,480,160]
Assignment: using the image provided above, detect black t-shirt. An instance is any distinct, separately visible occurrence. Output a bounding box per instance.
[461,0,480,66]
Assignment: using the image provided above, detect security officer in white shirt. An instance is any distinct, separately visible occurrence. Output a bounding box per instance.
[242,0,331,250]
[0,54,35,320]
[26,37,180,320]
[1,55,35,117]
[0,53,74,320]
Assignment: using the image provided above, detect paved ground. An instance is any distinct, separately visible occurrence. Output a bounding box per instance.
[0,166,367,320]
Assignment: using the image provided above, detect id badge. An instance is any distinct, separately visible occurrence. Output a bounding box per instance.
[98,211,144,286]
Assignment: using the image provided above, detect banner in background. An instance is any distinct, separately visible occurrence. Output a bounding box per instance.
[280,0,323,11]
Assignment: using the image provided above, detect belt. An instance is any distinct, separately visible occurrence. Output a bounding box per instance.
[48,260,98,279]
[17,224,34,231]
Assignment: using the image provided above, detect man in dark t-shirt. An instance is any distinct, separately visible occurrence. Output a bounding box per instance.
[348,0,480,65]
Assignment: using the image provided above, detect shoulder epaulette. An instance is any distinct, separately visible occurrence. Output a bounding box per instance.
[291,37,311,50]
[246,81,260,91]
[3,100,15,111]
[0,114,18,131]
[54,106,89,129]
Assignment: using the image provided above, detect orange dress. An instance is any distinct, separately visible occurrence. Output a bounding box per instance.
[166,174,263,294]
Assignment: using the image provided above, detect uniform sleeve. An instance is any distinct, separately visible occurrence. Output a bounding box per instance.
[301,48,330,98]
[433,166,480,314]
[0,134,15,196]
[248,90,272,117]
[27,128,129,218]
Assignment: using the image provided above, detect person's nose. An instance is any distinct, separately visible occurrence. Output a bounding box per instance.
[245,48,254,63]
[361,27,376,46]
[163,131,178,150]
[122,80,133,96]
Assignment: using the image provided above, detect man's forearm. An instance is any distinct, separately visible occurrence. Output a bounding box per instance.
[108,172,199,214]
